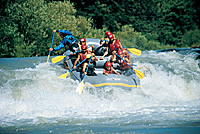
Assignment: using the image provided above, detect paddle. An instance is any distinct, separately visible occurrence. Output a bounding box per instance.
[47,32,55,63]
[130,63,148,70]
[76,56,93,94]
[58,58,87,79]
[126,48,141,56]
[115,53,145,79]
[52,50,81,63]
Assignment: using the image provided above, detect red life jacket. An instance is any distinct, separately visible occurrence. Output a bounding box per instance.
[109,42,116,52]
[117,58,130,70]
[114,39,121,47]
[79,53,86,65]
[104,67,115,74]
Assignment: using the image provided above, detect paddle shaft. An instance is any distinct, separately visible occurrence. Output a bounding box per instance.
[47,32,55,63]
[115,53,133,69]
[115,53,145,79]
[82,56,93,80]
[76,56,93,94]
[70,58,87,73]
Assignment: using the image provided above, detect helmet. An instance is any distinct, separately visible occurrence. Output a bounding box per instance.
[105,62,112,67]
[105,31,112,36]
[115,43,121,48]
[108,34,114,39]
[80,38,86,42]
[86,54,91,59]
[81,45,87,50]
[117,50,123,55]
[116,39,120,43]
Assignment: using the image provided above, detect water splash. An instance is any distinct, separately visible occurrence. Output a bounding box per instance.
[0,51,200,128]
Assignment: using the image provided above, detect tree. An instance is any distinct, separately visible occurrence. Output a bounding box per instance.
[0,0,105,57]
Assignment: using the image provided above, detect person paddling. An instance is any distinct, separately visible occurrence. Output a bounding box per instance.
[103,62,120,75]
[78,38,88,50]
[111,43,130,62]
[116,50,132,71]
[49,30,79,53]
[82,54,98,76]
[100,34,116,60]
[100,31,112,47]
[96,31,112,55]
[73,45,89,69]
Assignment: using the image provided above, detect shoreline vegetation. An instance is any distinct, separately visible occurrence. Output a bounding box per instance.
[0,0,199,58]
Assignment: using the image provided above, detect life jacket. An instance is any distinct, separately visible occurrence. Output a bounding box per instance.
[114,39,121,47]
[109,41,116,52]
[104,67,115,74]
[104,38,109,45]
[115,39,120,43]
[79,43,88,50]
[117,58,130,70]
[79,53,86,66]
[64,35,78,47]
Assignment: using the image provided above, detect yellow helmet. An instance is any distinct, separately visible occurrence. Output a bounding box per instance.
[86,54,91,59]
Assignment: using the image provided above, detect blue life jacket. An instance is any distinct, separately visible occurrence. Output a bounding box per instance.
[64,35,78,47]
[54,31,78,51]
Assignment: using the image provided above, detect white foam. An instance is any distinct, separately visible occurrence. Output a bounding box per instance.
[0,52,200,127]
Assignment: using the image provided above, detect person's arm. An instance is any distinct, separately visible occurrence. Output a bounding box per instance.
[124,57,131,64]
[53,41,65,51]
[92,55,98,61]
[73,54,80,69]
[112,67,120,75]
[78,43,81,51]
[54,30,72,35]
[119,42,123,49]
[103,69,108,75]
[100,38,105,45]
[100,47,108,60]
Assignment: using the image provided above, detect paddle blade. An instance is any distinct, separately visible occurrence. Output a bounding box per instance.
[76,80,84,94]
[133,69,145,79]
[52,55,66,63]
[127,48,141,56]
[58,72,69,79]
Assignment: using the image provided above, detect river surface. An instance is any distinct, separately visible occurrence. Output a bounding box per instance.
[0,49,200,133]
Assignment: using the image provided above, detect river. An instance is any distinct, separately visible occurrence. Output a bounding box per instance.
[0,49,200,133]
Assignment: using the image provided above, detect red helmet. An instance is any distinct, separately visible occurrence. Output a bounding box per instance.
[105,31,112,36]
[81,45,87,50]
[80,38,86,42]
[117,50,123,55]
[105,62,112,67]
[108,34,114,39]
[115,43,121,48]
[116,39,120,43]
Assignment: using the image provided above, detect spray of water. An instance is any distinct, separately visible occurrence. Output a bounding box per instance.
[0,51,200,127]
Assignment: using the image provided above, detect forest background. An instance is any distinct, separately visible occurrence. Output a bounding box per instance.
[0,0,200,57]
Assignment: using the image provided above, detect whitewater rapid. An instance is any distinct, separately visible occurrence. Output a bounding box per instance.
[0,51,200,132]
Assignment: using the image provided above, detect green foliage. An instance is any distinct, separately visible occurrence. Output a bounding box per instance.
[72,0,200,47]
[181,29,200,47]
[0,0,106,57]
[113,25,172,50]
[1,0,200,57]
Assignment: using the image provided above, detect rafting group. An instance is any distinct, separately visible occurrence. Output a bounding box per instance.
[49,29,144,80]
